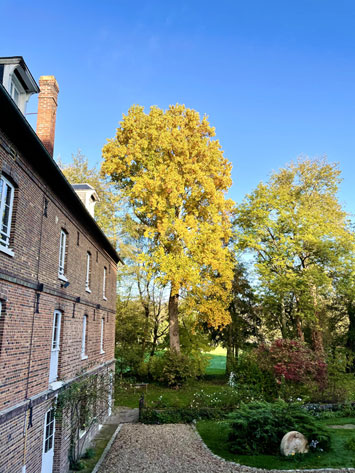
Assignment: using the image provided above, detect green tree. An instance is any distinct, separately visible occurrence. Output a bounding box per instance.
[235,158,354,354]
[58,151,121,247]
[208,263,260,375]
[102,104,235,352]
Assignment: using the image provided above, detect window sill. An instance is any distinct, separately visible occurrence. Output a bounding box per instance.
[0,245,14,257]
[85,287,92,294]
[49,380,63,391]
[58,274,68,283]
[81,354,88,360]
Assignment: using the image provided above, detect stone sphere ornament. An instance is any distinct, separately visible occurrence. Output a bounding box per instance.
[280,431,309,456]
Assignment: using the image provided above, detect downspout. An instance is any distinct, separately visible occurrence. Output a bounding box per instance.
[22,193,46,471]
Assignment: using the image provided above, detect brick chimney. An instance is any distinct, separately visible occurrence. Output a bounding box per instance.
[36,75,59,157]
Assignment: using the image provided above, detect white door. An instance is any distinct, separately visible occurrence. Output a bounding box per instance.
[49,310,61,383]
[41,408,55,473]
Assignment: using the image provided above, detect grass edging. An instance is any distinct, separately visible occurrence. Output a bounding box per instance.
[91,424,122,473]
[191,423,355,473]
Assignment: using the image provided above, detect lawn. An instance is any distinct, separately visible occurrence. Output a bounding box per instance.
[205,347,227,376]
[115,376,227,408]
[115,348,227,408]
[197,416,355,469]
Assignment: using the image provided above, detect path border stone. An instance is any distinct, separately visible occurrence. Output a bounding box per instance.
[91,424,122,473]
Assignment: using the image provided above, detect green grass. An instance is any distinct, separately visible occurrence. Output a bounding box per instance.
[196,417,355,469]
[76,424,117,473]
[205,350,227,376]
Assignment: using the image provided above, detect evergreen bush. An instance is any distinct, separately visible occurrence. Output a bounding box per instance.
[228,401,330,455]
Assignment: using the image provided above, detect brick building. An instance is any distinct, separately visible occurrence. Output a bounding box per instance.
[0,57,120,473]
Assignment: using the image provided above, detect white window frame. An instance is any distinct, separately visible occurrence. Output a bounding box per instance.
[81,315,88,360]
[85,252,91,293]
[103,266,107,300]
[43,407,56,453]
[100,317,105,354]
[9,75,21,107]
[58,230,68,281]
[0,175,15,256]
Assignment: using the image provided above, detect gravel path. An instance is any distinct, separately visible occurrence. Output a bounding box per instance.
[97,423,353,473]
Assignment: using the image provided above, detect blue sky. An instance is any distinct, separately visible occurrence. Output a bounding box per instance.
[2,0,355,214]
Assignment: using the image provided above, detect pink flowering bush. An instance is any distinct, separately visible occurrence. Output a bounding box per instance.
[256,339,328,395]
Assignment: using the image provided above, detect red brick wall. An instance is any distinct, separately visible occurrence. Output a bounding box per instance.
[0,126,118,473]
[36,76,59,157]
[0,398,50,473]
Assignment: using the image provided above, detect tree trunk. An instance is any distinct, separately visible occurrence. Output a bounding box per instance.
[311,325,325,356]
[346,300,355,372]
[310,284,325,356]
[150,324,159,358]
[168,284,180,353]
[280,298,287,338]
[226,324,236,376]
[295,316,304,341]
[141,304,150,359]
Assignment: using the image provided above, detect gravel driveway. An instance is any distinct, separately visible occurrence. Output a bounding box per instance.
[97,423,353,473]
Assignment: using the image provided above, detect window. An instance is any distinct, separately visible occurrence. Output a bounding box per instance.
[85,252,91,292]
[103,267,107,300]
[43,198,48,217]
[58,229,67,280]
[43,408,55,453]
[81,315,88,359]
[9,77,21,107]
[100,317,105,354]
[0,175,15,255]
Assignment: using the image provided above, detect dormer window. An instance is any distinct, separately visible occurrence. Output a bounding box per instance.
[0,56,39,115]
[9,75,21,107]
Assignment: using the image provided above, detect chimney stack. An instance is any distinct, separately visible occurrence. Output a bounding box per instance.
[36,75,59,157]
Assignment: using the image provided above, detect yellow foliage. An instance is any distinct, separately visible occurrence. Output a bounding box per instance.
[102,104,234,328]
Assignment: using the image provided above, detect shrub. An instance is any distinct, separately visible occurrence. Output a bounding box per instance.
[256,339,328,398]
[149,351,202,387]
[228,401,331,455]
[233,350,278,402]
[313,348,355,403]
[140,407,226,424]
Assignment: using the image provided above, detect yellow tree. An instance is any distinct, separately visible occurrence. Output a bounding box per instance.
[102,104,234,352]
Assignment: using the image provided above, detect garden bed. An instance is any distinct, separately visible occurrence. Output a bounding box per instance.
[197,416,355,469]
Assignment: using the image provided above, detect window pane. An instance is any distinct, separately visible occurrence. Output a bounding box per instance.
[0,178,14,249]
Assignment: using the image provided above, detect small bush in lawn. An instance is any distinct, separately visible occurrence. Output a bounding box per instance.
[82,448,95,459]
[228,401,330,455]
[149,351,200,387]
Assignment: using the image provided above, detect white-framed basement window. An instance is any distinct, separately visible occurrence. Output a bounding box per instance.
[58,229,68,281]
[100,317,105,354]
[0,175,15,256]
[81,314,88,360]
[103,266,107,300]
[85,252,91,293]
